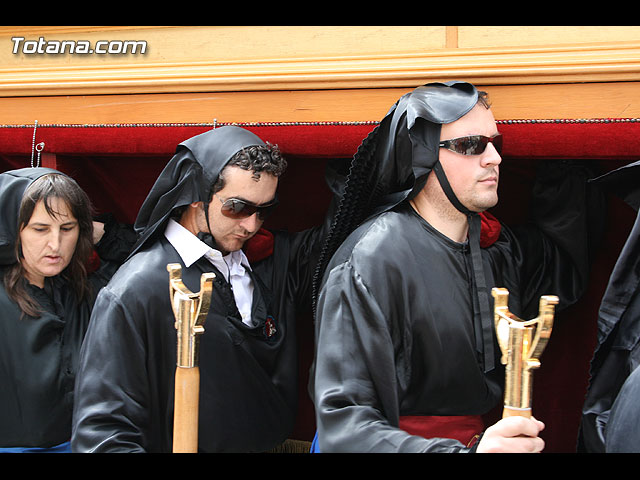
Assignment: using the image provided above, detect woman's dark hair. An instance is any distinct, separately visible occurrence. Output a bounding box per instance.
[4,173,95,317]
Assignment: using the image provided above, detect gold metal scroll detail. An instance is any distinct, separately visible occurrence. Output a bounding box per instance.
[492,287,558,418]
[168,264,215,453]
[167,264,215,368]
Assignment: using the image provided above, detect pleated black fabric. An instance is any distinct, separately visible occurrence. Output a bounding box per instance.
[579,160,640,453]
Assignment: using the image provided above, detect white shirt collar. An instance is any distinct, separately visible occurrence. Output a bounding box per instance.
[164,219,252,273]
[164,219,255,326]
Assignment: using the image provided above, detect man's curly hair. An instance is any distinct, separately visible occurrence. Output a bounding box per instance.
[211,143,287,196]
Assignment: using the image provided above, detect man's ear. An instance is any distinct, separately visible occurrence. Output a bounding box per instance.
[177,201,205,235]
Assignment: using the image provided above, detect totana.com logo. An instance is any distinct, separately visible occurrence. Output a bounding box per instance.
[11,36,147,55]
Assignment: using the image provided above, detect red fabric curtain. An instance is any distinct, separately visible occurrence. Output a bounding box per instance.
[0,119,638,158]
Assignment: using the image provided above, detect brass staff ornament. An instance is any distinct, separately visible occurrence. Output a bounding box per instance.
[491,287,558,419]
[167,263,215,453]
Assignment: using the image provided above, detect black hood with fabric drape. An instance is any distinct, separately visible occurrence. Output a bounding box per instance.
[0,167,61,265]
[313,81,497,371]
[314,82,480,299]
[130,126,266,259]
[336,81,479,219]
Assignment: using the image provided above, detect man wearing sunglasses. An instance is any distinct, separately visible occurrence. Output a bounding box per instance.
[72,126,337,452]
[311,81,602,453]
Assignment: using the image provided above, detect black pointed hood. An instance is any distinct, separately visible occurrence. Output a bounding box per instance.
[129,126,266,258]
[366,80,479,215]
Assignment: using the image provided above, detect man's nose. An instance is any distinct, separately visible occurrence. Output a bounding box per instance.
[239,212,261,232]
[481,143,502,167]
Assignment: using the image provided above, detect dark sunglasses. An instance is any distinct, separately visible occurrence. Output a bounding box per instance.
[439,134,503,156]
[215,194,279,220]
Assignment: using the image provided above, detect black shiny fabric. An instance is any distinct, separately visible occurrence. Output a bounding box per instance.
[313,82,480,289]
[312,82,499,373]
[0,271,98,447]
[130,126,267,259]
[312,160,600,452]
[0,168,58,264]
[0,168,132,448]
[606,364,640,452]
[71,127,336,452]
[579,160,640,452]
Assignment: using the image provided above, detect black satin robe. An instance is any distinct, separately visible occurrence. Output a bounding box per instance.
[72,227,327,452]
[312,163,599,453]
[578,160,640,452]
[0,216,132,448]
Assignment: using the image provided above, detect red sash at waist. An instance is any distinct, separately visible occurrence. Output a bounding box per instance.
[399,415,484,447]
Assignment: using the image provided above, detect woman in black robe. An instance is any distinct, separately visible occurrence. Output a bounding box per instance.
[0,168,133,452]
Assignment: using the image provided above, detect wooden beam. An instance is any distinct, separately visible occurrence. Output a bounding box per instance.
[1,26,640,96]
[0,82,638,127]
[446,26,458,49]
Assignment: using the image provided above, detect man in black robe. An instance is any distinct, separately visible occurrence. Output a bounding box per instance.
[311,81,601,452]
[71,126,335,452]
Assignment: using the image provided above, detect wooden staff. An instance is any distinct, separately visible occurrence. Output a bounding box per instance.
[491,287,558,418]
[167,263,215,453]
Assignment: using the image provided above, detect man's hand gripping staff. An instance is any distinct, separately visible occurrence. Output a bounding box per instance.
[475,288,557,453]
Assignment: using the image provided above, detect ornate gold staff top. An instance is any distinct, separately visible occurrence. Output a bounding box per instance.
[491,287,558,419]
[167,263,215,453]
